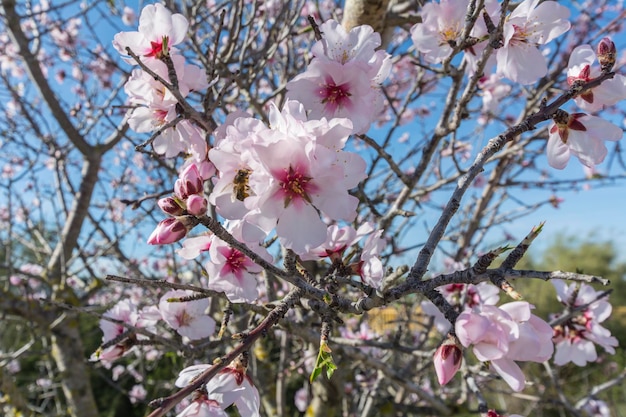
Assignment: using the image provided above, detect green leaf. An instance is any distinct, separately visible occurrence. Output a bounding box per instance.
[309,340,337,383]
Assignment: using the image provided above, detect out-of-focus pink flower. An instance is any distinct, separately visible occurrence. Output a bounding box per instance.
[176,234,212,260]
[121,7,136,27]
[159,290,215,340]
[547,111,623,169]
[552,280,618,366]
[301,222,374,262]
[176,397,228,417]
[433,337,462,385]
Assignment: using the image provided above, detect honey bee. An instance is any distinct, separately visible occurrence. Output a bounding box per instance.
[232,169,251,202]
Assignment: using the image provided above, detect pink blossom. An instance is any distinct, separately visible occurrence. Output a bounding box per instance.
[175,364,260,417]
[113,3,188,60]
[551,280,618,366]
[159,290,215,340]
[205,221,271,303]
[497,0,570,84]
[121,7,136,27]
[410,0,469,63]
[566,43,626,113]
[286,19,390,134]
[242,101,366,254]
[177,234,212,260]
[351,229,385,289]
[547,112,623,169]
[176,397,228,417]
[456,302,554,391]
[300,222,375,262]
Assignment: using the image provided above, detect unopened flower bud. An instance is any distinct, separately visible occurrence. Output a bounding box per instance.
[158,196,185,216]
[175,164,204,199]
[597,37,616,73]
[433,337,462,385]
[186,194,208,216]
[147,216,194,245]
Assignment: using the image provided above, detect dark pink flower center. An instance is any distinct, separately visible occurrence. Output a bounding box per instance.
[276,165,317,207]
[319,78,351,112]
[145,36,169,58]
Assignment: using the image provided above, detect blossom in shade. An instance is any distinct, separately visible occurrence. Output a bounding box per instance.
[496,0,570,84]
[158,290,215,340]
[551,280,618,366]
[566,43,626,113]
[546,111,623,169]
[300,222,375,262]
[455,301,554,391]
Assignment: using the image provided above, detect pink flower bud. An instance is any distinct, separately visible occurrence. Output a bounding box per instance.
[186,194,208,216]
[147,217,192,245]
[597,37,616,72]
[175,164,204,199]
[433,338,462,385]
[158,196,185,216]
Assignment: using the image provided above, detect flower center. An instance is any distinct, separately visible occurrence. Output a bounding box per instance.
[319,80,351,112]
[279,165,314,207]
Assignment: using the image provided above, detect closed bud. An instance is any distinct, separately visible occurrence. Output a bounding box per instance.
[433,336,462,386]
[186,194,208,216]
[175,164,204,199]
[158,196,185,216]
[147,216,193,245]
[597,37,616,73]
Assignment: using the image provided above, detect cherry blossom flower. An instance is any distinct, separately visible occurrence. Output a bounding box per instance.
[566,43,626,113]
[175,364,260,417]
[158,290,215,340]
[176,397,228,417]
[411,0,498,66]
[286,20,390,134]
[205,221,272,303]
[455,302,554,391]
[300,222,375,262]
[242,101,366,254]
[177,234,212,260]
[546,111,623,169]
[581,399,611,417]
[350,229,386,289]
[91,300,159,362]
[551,280,618,366]
[113,3,188,60]
[422,282,500,334]
[497,0,570,84]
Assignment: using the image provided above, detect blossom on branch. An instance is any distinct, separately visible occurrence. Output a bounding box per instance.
[455,301,554,391]
[551,281,618,366]
[286,19,391,134]
[159,290,215,340]
[546,110,623,169]
[113,3,188,60]
[497,0,570,84]
[567,42,626,113]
